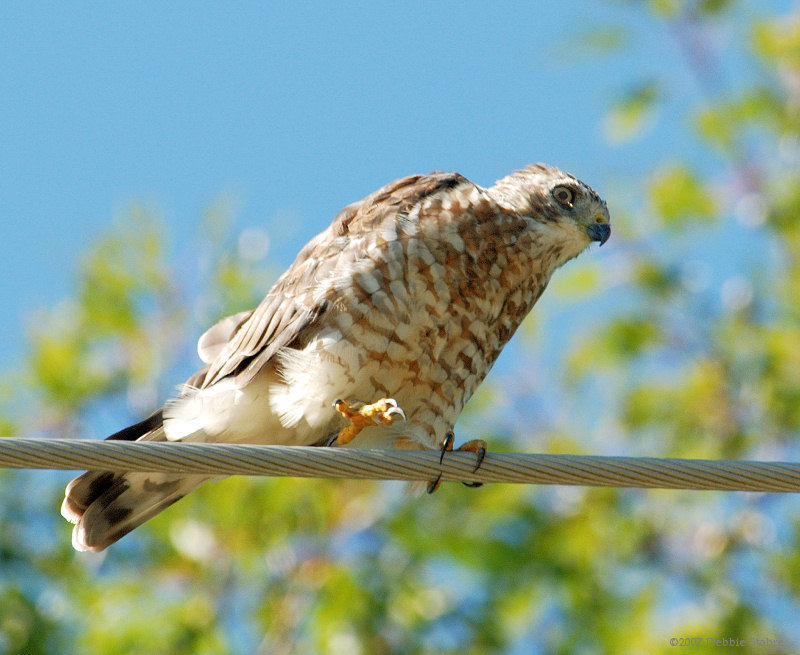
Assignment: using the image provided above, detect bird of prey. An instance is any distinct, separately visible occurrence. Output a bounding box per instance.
[62,163,610,551]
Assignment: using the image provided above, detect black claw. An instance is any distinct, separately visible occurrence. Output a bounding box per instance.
[439,430,455,464]
[473,447,486,473]
[324,433,339,447]
[432,432,486,491]
[427,473,442,494]
[462,445,486,487]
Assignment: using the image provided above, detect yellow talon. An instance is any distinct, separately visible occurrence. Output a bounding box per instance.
[332,398,406,445]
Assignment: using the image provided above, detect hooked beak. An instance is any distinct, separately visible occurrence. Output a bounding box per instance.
[586,222,611,246]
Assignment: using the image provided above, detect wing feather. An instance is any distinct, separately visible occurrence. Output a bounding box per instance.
[196,310,253,364]
[192,171,472,389]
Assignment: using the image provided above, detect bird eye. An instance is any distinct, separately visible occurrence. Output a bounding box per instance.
[552,186,575,208]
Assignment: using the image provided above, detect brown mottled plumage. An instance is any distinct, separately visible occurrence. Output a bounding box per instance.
[62,163,610,551]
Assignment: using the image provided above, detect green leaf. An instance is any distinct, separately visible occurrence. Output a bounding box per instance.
[604,81,661,143]
[634,261,681,298]
[567,316,662,380]
[695,89,785,151]
[648,164,717,227]
[554,26,629,63]
[696,0,735,16]
[648,0,683,18]
[552,264,600,299]
[754,16,800,71]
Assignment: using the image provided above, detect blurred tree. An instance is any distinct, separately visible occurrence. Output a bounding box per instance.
[3,2,800,654]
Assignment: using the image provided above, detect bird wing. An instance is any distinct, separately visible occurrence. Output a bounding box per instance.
[189,171,473,389]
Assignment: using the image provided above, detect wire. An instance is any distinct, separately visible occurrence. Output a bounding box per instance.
[1,438,799,492]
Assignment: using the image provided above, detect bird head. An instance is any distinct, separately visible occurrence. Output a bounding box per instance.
[489,163,611,265]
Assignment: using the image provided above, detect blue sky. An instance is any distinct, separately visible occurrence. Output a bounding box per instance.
[0,2,772,375]
[4,6,799,648]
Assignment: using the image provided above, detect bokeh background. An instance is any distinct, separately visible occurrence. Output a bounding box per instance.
[2,1,800,653]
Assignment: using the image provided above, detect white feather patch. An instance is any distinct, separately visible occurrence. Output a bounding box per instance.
[270,329,356,431]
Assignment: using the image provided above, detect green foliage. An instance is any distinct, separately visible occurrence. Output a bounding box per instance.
[200,197,276,322]
[646,0,734,19]
[74,577,227,655]
[26,208,178,417]
[553,25,629,63]
[568,316,663,381]
[695,89,783,153]
[648,164,717,228]
[550,263,600,298]
[623,357,741,457]
[604,80,661,143]
[634,260,682,299]
[0,587,61,655]
[753,14,800,72]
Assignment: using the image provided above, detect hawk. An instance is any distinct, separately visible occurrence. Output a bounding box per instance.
[62,163,610,551]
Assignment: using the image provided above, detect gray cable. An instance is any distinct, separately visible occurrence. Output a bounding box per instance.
[1,438,799,491]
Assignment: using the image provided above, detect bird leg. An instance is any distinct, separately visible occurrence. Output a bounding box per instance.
[426,431,488,493]
[330,398,406,446]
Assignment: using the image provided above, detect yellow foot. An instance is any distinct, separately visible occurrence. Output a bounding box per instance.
[330,397,406,446]
[427,432,488,494]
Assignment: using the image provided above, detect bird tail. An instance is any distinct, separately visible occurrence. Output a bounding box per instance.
[61,411,210,552]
